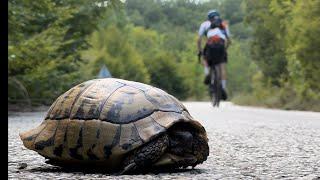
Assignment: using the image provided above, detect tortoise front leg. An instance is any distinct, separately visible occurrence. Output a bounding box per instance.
[119,134,169,175]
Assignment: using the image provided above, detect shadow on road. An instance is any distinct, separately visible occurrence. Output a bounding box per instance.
[27,165,206,175]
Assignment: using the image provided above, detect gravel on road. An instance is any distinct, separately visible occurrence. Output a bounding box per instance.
[8,102,320,179]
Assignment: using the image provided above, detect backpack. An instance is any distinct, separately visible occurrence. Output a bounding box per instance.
[211,18,229,39]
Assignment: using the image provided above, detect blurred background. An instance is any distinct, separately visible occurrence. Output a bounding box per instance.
[8,0,320,111]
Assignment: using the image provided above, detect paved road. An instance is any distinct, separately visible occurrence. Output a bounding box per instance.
[8,102,320,179]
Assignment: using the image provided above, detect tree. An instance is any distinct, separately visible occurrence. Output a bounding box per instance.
[285,0,320,100]
[244,0,288,85]
[144,52,188,99]
[8,0,122,104]
[81,25,150,84]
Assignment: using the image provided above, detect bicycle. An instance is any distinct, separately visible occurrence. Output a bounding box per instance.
[199,53,223,107]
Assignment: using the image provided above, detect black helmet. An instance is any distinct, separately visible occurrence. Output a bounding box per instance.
[207,10,220,20]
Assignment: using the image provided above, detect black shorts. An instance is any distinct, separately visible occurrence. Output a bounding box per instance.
[204,43,227,66]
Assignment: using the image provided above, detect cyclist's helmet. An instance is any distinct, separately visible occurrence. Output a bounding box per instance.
[207,10,220,20]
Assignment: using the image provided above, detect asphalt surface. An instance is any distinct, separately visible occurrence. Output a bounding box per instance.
[8,102,320,179]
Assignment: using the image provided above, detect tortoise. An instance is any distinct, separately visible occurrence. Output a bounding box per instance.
[19,78,209,174]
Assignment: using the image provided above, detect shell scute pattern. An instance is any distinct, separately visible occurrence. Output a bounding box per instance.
[151,111,186,128]
[100,86,155,123]
[142,87,184,113]
[70,79,125,120]
[52,120,69,158]
[46,80,96,120]
[118,123,143,152]
[64,120,84,160]
[81,120,101,160]
[91,121,120,159]
[34,120,59,156]
[134,116,166,142]
[21,122,47,150]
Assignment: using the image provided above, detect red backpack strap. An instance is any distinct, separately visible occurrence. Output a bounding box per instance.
[221,20,228,30]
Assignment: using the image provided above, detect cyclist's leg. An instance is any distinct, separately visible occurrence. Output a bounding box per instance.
[220,50,228,90]
[208,65,215,100]
[202,58,211,85]
[202,46,211,85]
[202,45,209,75]
[214,64,221,82]
[220,62,227,90]
[212,63,221,105]
[203,58,209,75]
[217,62,228,100]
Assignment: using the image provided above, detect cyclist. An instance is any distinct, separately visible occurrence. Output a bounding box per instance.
[197,10,231,100]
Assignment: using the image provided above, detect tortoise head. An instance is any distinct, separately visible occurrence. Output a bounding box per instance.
[168,130,194,155]
[154,122,209,168]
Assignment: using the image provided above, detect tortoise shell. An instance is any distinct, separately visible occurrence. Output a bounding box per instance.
[20,78,207,168]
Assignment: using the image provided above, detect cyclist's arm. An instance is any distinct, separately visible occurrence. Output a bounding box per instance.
[197,35,203,53]
[197,22,207,53]
[225,24,231,48]
[226,36,231,48]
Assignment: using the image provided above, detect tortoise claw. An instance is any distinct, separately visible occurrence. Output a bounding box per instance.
[117,162,137,175]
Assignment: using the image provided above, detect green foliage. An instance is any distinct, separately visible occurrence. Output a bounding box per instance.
[144,52,187,99]
[9,0,57,44]
[244,0,288,85]
[227,40,258,96]
[219,0,245,25]
[81,21,194,99]
[176,39,208,100]
[239,0,320,111]
[81,25,150,83]
[8,0,122,104]
[125,0,220,33]
[20,59,82,104]
[285,0,320,100]
[9,0,318,111]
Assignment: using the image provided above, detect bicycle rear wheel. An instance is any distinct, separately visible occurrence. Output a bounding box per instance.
[209,66,221,107]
